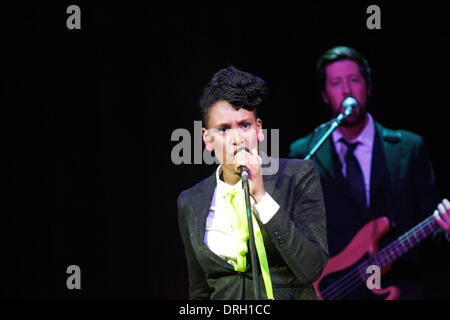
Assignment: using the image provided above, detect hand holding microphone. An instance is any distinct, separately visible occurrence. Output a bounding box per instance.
[234,147,251,178]
[233,147,266,203]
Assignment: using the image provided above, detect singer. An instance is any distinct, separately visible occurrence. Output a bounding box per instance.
[289,46,450,299]
[177,66,328,300]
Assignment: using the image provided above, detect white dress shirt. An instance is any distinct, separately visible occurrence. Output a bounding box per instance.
[332,113,375,207]
[204,165,280,265]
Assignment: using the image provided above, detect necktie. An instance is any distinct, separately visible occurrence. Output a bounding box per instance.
[341,139,368,214]
[224,187,274,300]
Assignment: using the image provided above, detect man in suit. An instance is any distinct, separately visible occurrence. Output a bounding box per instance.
[177,66,328,300]
[289,46,449,299]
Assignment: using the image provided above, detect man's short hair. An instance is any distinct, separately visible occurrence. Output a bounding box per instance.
[199,66,268,127]
[317,46,372,91]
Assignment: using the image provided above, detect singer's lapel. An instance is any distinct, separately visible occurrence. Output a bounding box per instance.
[189,171,239,271]
[189,173,216,244]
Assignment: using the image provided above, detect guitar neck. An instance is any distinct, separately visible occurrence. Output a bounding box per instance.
[364,215,439,270]
[321,214,440,300]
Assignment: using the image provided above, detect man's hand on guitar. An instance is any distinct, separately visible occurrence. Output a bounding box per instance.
[433,198,450,237]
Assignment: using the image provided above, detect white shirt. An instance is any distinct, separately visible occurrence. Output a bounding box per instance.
[332,113,375,207]
[204,165,280,263]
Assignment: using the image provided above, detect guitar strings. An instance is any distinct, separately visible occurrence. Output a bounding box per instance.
[320,215,437,300]
[323,216,437,299]
[322,216,437,299]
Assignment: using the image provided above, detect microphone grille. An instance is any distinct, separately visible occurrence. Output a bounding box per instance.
[342,96,358,109]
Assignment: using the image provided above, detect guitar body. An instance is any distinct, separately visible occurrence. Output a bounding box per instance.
[313,217,401,300]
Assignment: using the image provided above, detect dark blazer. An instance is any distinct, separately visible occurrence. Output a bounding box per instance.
[177,158,328,300]
[289,121,439,299]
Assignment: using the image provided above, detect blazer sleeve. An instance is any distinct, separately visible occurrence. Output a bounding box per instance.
[177,193,212,299]
[263,159,328,284]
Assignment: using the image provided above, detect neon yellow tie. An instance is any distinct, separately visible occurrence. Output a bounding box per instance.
[224,188,274,300]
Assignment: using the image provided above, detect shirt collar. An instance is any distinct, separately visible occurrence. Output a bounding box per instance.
[332,112,375,146]
[215,165,242,196]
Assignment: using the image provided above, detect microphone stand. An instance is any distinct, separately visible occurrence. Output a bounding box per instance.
[241,169,262,300]
[304,109,352,160]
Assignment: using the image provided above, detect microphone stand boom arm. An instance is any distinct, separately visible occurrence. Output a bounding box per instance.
[304,110,352,160]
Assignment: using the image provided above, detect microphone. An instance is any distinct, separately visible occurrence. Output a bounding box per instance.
[233,147,250,178]
[304,97,360,160]
[341,96,359,117]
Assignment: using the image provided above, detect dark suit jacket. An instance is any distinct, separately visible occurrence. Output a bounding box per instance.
[177,159,328,300]
[289,121,439,299]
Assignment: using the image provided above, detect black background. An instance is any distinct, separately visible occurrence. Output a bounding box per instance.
[4,2,450,299]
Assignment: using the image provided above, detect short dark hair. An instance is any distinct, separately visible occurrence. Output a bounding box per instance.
[317,46,372,91]
[199,66,268,127]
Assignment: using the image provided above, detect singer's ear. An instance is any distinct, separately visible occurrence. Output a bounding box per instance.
[202,127,214,152]
[322,91,330,104]
[256,118,264,142]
